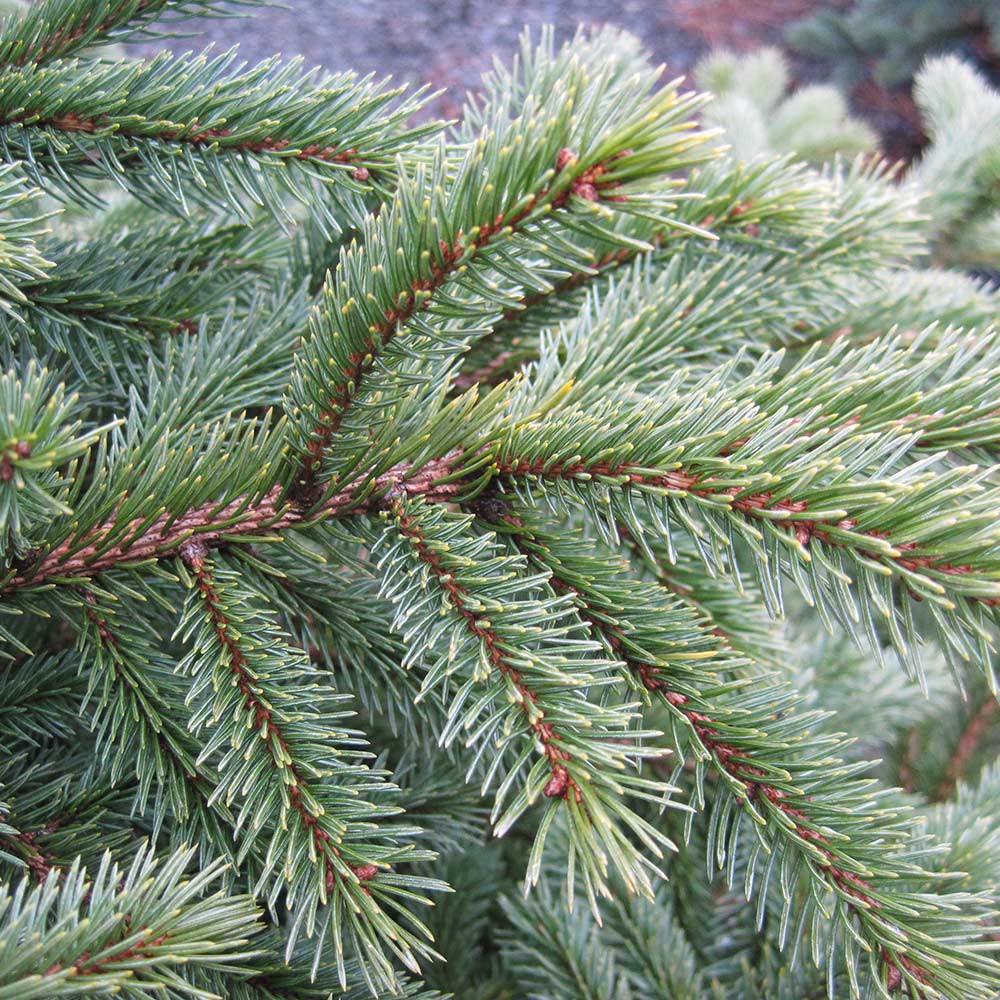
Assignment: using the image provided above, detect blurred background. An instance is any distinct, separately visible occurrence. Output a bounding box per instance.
[143,0,1000,160]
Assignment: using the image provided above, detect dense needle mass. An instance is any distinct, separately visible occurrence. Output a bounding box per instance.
[0,3,998,999]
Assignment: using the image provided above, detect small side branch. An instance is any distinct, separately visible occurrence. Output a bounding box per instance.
[181,540,379,888]
[388,494,578,799]
[295,148,629,497]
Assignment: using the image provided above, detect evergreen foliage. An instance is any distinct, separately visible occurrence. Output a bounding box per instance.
[695,47,877,164]
[909,54,1000,271]
[0,3,998,999]
[787,0,1000,91]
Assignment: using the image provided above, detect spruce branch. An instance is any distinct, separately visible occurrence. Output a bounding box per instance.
[454,156,829,390]
[287,139,663,500]
[0,749,138,884]
[498,882,630,998]
[387,494,590,802]
[789,268,1000,360]
[0,49,437,221]
[498,878,705,1000]
[175,543,443,993]
[411,845,505,995]
[0,162,52,322]
[0,649,81,750]
[5,216,286,361]
[375,493,678,907]
[455,156,922,390]
[0,362,117,564]
[921,762,1000,901]
[492,330,1000,678]
[91,283,311,424]
[497,455,999,608]
[286,29,715,500]
[223,933,449,1000]
[495,514,1000,998]
[0,844,262,999]
[0,0,265,66]
[68,583,234,849]
[622,528,786,669]
[246,547,432,738]
[5,453,463,591]
[1,11,999,998]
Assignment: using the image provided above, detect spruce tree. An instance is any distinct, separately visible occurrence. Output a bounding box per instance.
[0,4,998,999]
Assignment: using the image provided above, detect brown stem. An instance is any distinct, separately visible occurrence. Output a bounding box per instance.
[16,0,160,65]
[451,198,766,391]
[43,928,170,980]
[181,540,378,888]
[388,494,579,799]
[498,458,1000,607]
[538,560,932,995]
[81,591,211,789]
[1,820,61,882]
[898,726,922,795]
[3,104,369,168]
[936,696,999,801]
[6,453,463,593]
[11,439,997,616]
[452,349,522,393]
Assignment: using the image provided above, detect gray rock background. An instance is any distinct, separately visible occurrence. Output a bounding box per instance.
[128,1,933,162]
[141,1,735,120]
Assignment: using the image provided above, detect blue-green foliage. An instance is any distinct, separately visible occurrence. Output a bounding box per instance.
[0,3,997,999]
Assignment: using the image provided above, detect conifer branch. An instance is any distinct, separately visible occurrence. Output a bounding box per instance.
[388,493,580,800]
[454,202,762,391]
[72,585,231,845]
[286,30,715,497]
[175,546,442,991]
[3,12,999,998]
[936,696,1000,802]
[0,162,52,321]
[0,0,263,66]
[496,515,1000,998]
[454,157,919,390]
[292,148,639,501]
[6,453,463,591]
[0,51,437,219]
[375,495,677,903]
[493,329,1000,679]
[181,540,378,884]
[0,743,144,884]
[5,218,283,355]
[497,455,1000,610]
[0,845,262,998]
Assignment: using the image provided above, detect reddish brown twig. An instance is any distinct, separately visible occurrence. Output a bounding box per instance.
[181,540,379,889]
[81,592,210,789]
[4,106,369,168]
[2,820,61,882]
[936,696,999,801]
[497,457,1000,607]
[16,0,160,65]
[534,558,932,995]
[6,453,463,593]
[388,494,580,800]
